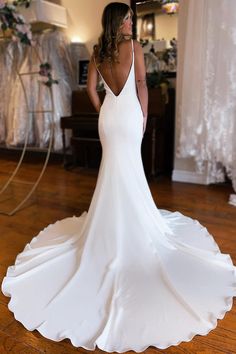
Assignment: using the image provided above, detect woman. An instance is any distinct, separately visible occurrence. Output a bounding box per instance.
[87,2,148,135]
[2,2,236,352]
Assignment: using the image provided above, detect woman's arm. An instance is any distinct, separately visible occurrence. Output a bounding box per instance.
[86,54,101,113]
[133,40,148,135]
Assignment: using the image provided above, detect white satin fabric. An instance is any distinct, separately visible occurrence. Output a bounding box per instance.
[1,39,236,352]
[176,0,236,195]
[0,30,74,150]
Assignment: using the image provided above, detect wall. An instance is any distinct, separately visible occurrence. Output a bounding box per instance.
[155,13,178,41]
[60,0,130,54]
[137,12,178,43]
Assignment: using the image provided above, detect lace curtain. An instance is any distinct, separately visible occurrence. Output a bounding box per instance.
[0,29,74,150]
[176,0,236,203]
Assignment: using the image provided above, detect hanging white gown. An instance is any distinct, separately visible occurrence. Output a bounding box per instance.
[1,39,236,352]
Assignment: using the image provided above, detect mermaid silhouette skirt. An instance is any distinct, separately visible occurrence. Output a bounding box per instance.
[1,40,236,352]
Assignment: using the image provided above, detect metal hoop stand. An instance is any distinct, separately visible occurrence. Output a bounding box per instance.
[0,35,55,216]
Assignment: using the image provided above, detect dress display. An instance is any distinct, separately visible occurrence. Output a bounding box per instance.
[1,39,236,352]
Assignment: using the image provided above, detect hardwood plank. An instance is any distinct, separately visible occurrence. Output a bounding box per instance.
[0,265,9,306]
[2,321,89,354]
[0,303,15,331]
[0,155,235,354]
[0,330,41,354]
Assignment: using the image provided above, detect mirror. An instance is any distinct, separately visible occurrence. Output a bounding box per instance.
[131,0,178,77]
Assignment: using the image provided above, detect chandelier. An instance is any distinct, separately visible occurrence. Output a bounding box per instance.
[161,0,179,15]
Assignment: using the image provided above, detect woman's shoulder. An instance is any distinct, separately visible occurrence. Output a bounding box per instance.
[133,39,143,55]
[133,39,141,47]
[120,38,141,49]
[120,39,142,54]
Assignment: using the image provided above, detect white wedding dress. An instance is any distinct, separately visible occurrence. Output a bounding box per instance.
[2,40,236,352]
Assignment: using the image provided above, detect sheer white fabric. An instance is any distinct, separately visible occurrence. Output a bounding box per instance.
[176,0,236,198]
[0,30,74,150]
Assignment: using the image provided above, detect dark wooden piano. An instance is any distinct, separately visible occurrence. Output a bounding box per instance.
[60,88,174,179]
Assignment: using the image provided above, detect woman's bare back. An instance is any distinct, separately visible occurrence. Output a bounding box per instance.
[95,39,133,97]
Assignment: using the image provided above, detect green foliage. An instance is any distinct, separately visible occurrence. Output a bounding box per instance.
[146,71,169,89]
[13,0,31,8]
[39,63,59,87]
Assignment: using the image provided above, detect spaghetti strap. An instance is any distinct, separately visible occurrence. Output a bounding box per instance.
[131,39,134,66]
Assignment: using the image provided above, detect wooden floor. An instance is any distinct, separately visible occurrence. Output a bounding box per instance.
[0,153,235,354]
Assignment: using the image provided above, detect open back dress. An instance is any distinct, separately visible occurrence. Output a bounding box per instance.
[1,39,236,352]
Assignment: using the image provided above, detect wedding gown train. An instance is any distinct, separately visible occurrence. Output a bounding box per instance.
[2,39,236,352]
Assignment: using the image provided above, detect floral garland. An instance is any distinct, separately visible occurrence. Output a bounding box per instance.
[0,0,58,87]
[160,0,179,4]
[39,62,58,87]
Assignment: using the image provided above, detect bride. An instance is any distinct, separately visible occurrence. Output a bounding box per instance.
[1,1,236,352]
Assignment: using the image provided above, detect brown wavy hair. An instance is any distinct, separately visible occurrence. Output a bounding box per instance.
[94,2,133,65]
